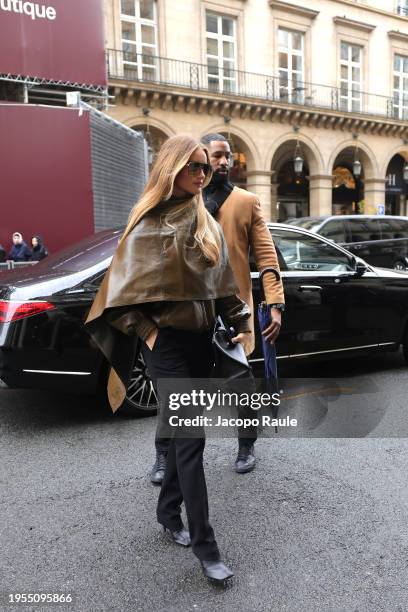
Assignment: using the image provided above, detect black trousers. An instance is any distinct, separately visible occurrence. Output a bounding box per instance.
[142,328,220,561]
[155,383,258,453]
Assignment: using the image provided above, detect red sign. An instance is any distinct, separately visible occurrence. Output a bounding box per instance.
[0,104,95,255]
[0,0,107,87]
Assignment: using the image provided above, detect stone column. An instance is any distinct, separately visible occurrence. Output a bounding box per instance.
[362,178,387,214]
[270,181,279,222]
[246,170,275,221]
[308,174,333,216]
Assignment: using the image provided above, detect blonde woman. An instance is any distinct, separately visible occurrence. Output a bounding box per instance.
[85,135,251,586]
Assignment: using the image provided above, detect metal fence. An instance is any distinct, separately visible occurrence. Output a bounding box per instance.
[0,261,38,273]
[107,49,407,121]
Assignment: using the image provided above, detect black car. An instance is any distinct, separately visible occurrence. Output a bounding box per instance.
[1,224,408,416]
[288,215,408,270]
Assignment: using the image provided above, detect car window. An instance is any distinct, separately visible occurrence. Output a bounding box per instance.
[319,220,347,243]
[378,219,408,239]
[287,218,323,232]
[346,218,381,243]
[271,229,354,272]
[249,239,287,272]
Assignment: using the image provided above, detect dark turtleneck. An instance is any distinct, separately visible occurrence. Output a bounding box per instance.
[203,174,234,217]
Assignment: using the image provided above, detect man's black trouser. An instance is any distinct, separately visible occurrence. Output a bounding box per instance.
[142,327,220,561]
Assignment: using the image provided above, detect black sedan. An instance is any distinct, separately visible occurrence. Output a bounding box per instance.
[1,224,408,416]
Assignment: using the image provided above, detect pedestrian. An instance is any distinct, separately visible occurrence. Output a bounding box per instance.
[8,232,32,262]
[85,134,251,585]
[150,133,285,483]
[30,235,48,261]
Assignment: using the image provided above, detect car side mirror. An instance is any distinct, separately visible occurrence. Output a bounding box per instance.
[353,259,368,277]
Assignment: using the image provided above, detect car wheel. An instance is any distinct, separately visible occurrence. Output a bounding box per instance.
[393,260,407,271]
[119,351,158,417]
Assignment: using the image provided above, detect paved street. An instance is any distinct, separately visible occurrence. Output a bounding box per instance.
[1,351,408,611]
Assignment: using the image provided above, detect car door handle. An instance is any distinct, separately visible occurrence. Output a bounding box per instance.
[298,285,322,292]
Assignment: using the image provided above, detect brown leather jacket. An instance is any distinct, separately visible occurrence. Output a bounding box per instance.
[85,197,250,411]
[106,296,250,341]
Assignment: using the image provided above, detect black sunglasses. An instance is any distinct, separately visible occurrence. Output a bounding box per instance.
[185,161,211,176]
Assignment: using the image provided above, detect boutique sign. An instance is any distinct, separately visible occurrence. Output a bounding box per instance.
[0,1,57,21]
[0,0,107,87]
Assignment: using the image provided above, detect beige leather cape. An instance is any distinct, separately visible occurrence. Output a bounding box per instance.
[85,198,239,412]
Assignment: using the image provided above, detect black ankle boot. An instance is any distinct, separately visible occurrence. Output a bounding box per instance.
[200,560,234,586]
[150,451,167,485]
[162,525,191,547]
[235,444,256,474]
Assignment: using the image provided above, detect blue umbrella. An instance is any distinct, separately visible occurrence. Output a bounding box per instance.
[257,267,281,432]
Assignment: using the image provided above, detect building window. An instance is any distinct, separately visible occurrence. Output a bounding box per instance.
[278,28,305,104]
[397,1,408,17]
[340,42,362,112]
[393,54,408,119]
[120,0,158,81]
[206,12,237,94]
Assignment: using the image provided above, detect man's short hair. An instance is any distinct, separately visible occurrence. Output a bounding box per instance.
[201,133,229,146]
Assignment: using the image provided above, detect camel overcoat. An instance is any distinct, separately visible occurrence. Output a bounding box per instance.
[215,186,285,354]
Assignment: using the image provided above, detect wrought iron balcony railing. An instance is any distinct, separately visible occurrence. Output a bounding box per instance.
[107,48,408,122]
[397,2,408,17]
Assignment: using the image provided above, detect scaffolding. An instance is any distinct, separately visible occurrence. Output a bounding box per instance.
[0,72,109,109]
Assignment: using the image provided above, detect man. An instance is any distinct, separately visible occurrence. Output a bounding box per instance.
[8,232,32,262]
[150,133,285,483]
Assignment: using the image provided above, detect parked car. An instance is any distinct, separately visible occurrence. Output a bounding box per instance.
[288,215,408,270]
[1,224,408,417]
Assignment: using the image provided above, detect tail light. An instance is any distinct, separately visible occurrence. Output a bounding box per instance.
[0,300,56,323]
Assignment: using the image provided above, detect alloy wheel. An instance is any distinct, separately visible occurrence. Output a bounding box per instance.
[125,351,158,413]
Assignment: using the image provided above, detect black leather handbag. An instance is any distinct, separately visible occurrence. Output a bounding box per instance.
[212,316,252,380]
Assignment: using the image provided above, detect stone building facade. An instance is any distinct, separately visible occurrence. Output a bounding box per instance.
[104,0,408,220]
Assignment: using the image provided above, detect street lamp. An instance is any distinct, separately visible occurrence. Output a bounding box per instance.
[352,134,361,178]
[353,158,362,178]
[293,128,304,176]
[294,154,304,175]
[403,161,408,183]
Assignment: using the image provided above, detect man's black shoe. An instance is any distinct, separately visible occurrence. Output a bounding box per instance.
[150,451,167,485]
[162,525,191,547]
[200,560,234,586]
[235,444,256,474]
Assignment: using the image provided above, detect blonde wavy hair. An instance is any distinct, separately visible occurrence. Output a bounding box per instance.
[119,134,221,266]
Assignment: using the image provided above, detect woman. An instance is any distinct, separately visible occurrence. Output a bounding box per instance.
[30,235,48,261]
[85,135,251,586]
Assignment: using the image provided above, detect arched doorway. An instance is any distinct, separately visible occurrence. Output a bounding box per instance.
[130,125,168,168]
[276,160,309,221]
[219,131,248,189]
[331,148,364,214]
[271,139,311,222]
[385,154,408,215]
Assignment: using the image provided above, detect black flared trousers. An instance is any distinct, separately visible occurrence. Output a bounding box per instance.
[142,327,220,562]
